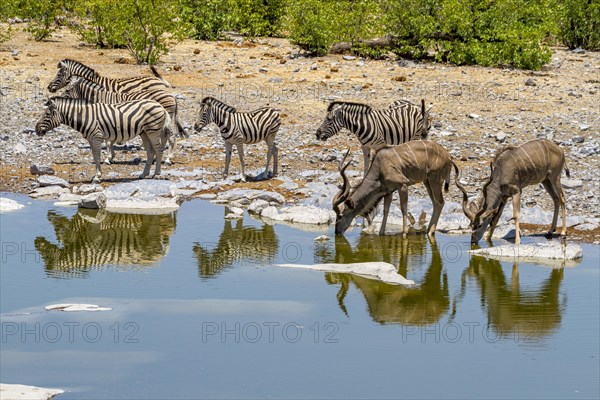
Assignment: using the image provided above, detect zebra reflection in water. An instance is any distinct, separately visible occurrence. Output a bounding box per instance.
[315,235,449,325]
[193,209,279,279]
[35,209,177,278]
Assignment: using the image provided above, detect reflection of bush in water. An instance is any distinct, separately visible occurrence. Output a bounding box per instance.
[35,209,177,278]
[463,256,565,338]
[193,218,279,278]
[319,235,449,325]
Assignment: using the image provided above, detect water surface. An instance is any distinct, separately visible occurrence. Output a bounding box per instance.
[1,194,598,399]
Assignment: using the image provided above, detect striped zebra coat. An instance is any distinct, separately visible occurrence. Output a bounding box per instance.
[47,59,170,93]
[194,96,281,180]
[64,77,185,165]
[35,97,170,182]
[316,99,431,174]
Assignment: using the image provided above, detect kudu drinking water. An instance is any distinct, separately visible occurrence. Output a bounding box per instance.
[459,139,570,245]
[333,141,463,236]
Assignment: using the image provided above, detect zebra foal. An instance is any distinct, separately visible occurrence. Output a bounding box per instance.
[48,59,170,93]
[194,97,280,181]
[316,99,431,174]
[64,77,185,165]
[35,97,171,183]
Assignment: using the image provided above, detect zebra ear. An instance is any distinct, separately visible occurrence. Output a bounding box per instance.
[45,99,56,110]
[58,60,66,68]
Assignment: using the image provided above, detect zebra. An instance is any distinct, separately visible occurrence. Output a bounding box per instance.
[64,77,186,165]
[47,59,170,93]
[35,209,176,278]
[316,99,431,174]
[194,96,281,181]
[35,97,171,182]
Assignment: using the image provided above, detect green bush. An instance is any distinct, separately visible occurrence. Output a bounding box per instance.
[5,0,69,41]
[286,0,336,55]
[558,0,600,50]
[384,0,556,70]
[229,0,286,37]
[0,2,12,44]
[72,0,126,48]
[181,0,232,40]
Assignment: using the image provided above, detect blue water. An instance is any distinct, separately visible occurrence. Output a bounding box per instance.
[1,194,599,399]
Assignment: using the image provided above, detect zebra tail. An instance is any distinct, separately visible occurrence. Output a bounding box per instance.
[163,114,173,143]
[174,101,188,138]
[149,65,171,87]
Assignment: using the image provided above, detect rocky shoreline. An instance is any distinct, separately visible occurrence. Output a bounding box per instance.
[1,29,599,243]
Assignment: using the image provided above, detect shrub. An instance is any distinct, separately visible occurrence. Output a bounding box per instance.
[385,0,556,70]
[72,0,126,48]
[6,0,69,41]
[181,0,232,40]
[558,0,600,50]
[229,0,286,37]
[286,0,337,55]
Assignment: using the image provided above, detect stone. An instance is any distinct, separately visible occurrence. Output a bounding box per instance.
[217,189,285,205]
[78,192,107,209]
[76,183,104,194]
[259,67,268,73]
[30,164,55,175]
[562,178,583,189]
[263,205,335,225]
[575,222,600,231]
[310,63,318,70]
[579,124,590,131]
[495,132,508,142]
[314,235,330,242]
[103,180,179,213]
[342,55,356,61]
[29,186,70,199]
[525,78,537,86]
[572,135,585,143]
[0,383,64,400]
[13,143,27,154]
[0,197,25,212]
[37,175,69,188]
[470,242,583,262]
[275,262,414,285]
[45,303,112,312]
[261,206,279,219]
[468,113,480,119]
[248,199,270,214]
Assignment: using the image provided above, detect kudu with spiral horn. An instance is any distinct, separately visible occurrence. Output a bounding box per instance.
[333,140,463,236]
[459,138,570,245]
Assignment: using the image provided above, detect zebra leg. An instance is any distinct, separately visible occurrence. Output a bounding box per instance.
[223,141,233,178]
[90,136,104,183]
[272,142,278,176]
[361,146,370,176]
[164,135,176,166]
[103,140,115,164]
[149,134,164,178]
[264,139,272,178]
[236,144,246,182]
[139,134,154,179]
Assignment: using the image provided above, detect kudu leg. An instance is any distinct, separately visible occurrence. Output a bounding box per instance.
[425,179,445,236]
[512,191,522,245]
[379,193,393,236]
[399,185,409,237]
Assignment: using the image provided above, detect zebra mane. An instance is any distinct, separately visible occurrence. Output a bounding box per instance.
[328,101,373,114]
[201,97,237,113]
[60,59,99,78]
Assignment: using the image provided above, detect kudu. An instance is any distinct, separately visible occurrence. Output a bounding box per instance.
[459,139,569,245]
[333,141,463,236]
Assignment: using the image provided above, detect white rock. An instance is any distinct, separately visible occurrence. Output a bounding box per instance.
[575,222,599,231]
[468,113,480,119]
[45,303,112,312]
[13,143,27,154]
[562,178,583,189]
[29,186,70,199]
[0,198,25,212]
[76,183,103,194]
[229,206,244,215]
[0,383,64,400]
[469,242,583,262]
[248,199,270,214]
[495,132,507,142]
[264,205,335,225]
[275,262,415,285]
[314,235,330,242]
[37,175,69,188]
[78,192,107,209]
[225,213,243,219]
[217,189,285,204]
[103,180,179,213]
[261,206,279,219]
[197,193,217,200]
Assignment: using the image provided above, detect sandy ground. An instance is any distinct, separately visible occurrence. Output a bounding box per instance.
[1,26,599,242]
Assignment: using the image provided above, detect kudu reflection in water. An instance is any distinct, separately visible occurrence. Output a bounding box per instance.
[460,256,565,339]
[193,209,279,278]
[35,209,177,278]
[315,235,449,325]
